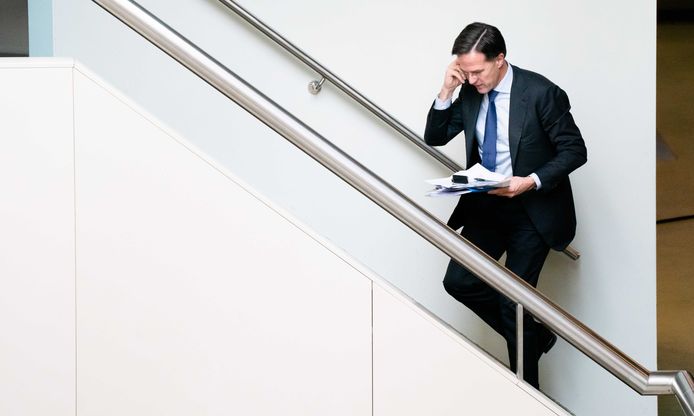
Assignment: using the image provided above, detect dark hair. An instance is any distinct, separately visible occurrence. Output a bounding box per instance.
[451,22,506,60]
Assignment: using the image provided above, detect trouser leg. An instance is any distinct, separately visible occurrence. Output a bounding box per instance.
[500,214,550,389]
[442,222,506,334]
[442,197,551,389]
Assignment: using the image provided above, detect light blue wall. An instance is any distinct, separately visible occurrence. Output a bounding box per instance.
[28,0,53,56]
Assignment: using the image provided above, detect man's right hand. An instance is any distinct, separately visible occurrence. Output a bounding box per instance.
[439,59,466,101]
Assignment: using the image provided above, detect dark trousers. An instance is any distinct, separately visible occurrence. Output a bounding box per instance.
[443,196,550,388]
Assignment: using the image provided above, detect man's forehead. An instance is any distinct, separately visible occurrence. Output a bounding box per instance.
[455,51,489,69]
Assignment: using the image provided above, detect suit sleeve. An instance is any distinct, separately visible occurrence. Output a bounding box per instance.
[533,85,587,191]
[424,91,465,146]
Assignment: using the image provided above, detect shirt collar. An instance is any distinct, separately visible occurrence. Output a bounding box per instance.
[493,61,513,94]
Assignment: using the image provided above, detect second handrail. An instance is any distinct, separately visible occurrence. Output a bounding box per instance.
[216,0,461,172]
[215,0,581,261]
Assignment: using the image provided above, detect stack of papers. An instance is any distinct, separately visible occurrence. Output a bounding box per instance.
[426,163,510,197]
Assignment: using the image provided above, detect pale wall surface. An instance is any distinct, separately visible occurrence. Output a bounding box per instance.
[73,67,373,415]
[51,1,657,414]
[373,284,568,416]
[0,60,567,415]
[0,60,75,416]
[28,0,54,56]
[72,62,566,415]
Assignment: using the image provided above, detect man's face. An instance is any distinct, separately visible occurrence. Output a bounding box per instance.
[455,50,506,94]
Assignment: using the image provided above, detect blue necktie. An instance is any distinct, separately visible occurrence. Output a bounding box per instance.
[482,90,499,172]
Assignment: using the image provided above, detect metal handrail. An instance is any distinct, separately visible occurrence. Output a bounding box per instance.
[217,0,460,172]
[214,0,581,262]
[90,0,694,414]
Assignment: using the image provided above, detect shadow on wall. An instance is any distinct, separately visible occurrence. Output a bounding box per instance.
[0,0,28,57]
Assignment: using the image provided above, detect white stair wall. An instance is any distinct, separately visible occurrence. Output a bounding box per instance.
[73,63,373,415]
[0,59,568,415]
[0,60,76,416]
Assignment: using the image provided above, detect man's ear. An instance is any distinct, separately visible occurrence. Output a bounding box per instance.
[495,53,506,68]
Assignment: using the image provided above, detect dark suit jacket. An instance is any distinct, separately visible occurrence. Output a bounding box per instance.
[424,64,587,250]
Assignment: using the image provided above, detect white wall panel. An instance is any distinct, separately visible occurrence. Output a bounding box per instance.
[373,284,568,416]
[73,69,372,415]
[0,62,75,416]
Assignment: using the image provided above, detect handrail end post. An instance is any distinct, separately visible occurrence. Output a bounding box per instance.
[646,371,694,415]
[673,370,694,416]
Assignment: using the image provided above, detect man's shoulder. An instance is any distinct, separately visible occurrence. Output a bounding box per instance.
[512,65,569,104]
[512,65,560,90]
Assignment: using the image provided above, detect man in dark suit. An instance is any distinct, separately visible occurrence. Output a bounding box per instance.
[424,22,587,389]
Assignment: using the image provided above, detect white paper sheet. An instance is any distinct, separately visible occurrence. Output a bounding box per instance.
[425,163,510,197]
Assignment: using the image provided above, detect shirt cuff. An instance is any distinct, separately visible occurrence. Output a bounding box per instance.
[529,173,542,190]
[433,96,452,110]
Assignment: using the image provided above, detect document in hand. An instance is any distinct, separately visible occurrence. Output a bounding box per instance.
[425,163,510,197]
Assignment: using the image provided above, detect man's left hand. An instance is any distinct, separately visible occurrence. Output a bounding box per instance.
[488,176,536,198]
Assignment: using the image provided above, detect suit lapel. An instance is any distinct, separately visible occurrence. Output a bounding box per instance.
[509,65,528,170]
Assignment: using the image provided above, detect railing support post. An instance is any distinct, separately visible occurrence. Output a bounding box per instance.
[516,303,524,381]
